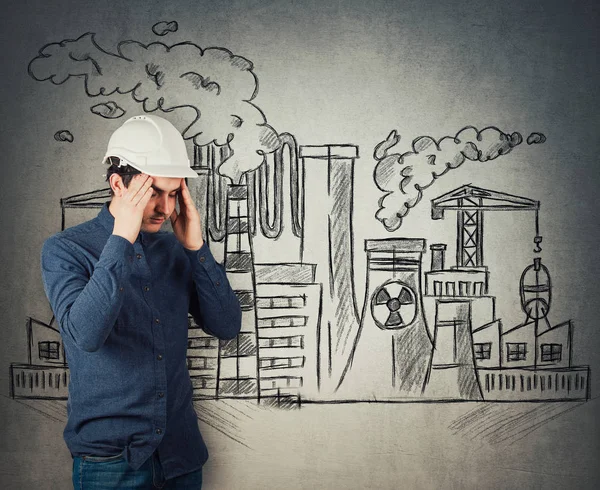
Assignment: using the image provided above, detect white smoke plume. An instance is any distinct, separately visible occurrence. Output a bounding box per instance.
[373,126,545,231]
[29,32,280,184]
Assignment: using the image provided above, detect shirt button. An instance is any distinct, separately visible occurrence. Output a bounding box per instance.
[157,354,163,361]
[119,286,124,292]
[155,428,162,435]
[136,253,143,259]
[215,281,220,286]
[144,286,150,292]
[199,256,205,263]
[158,392,164,398]
[155,318,160,324]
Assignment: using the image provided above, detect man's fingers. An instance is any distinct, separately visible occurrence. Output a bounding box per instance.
[125,175,151,201]
[124,174,146,197]
[179,179,196,209]
[138,184,154,208]
[180,179,192,201]
[132,180,154,209]
[170,208,178,225]
[132,177,154,206]
[177,185,187,212]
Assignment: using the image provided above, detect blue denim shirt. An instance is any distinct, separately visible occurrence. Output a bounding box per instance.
[41,203,241,479]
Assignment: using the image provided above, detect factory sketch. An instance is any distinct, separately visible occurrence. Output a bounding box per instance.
[10,136,590,406]
[9,28,591,420]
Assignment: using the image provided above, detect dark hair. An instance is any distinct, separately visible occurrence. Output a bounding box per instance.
[105,156,141,195]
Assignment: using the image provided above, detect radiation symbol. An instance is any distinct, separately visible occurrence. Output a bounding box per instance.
[370,280,417,330]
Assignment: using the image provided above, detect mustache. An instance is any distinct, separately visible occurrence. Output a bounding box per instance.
[150,214,168,220]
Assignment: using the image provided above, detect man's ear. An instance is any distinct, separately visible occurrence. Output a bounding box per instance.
[109,173,126,197]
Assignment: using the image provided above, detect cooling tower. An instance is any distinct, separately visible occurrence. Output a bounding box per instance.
[342,239,433,399]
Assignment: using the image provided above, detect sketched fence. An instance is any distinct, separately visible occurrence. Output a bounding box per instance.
[10,364,69,399]
[479,367,590,401]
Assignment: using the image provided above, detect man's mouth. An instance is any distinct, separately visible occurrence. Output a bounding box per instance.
[150,217,165,223]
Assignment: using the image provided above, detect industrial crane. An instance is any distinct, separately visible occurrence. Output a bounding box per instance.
[431,184,541,267]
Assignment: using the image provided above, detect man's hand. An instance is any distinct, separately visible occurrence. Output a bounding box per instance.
[170,179,204,250]
[112,174,154,244]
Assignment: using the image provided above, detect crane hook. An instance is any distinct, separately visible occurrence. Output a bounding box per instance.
[533,235,543,253]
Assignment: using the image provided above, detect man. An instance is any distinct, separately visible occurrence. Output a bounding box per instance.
[41,114,242,489]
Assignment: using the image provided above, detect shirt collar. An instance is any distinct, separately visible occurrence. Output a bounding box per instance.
[98,202,115,233]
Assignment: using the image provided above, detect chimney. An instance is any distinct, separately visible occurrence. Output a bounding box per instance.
[430,244,447,272]
[218,183,260,398]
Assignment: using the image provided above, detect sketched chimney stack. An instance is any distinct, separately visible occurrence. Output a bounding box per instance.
[299,144,361,393]
[217,183,260,399]
[430,244,446,272]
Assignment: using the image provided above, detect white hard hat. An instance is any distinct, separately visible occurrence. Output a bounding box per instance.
[103,114,198,178]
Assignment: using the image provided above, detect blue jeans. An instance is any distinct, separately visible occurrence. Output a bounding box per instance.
[72,451,203,489]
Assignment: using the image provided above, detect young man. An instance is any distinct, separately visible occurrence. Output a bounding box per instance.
[41,115,242,489]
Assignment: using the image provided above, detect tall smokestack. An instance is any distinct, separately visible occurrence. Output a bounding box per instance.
[217,184,260,398]
[299,144,361,393]
[430,244,446,272]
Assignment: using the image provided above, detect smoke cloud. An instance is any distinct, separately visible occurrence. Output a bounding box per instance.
[54,130,74,142]
[91,101,126,119]
[527,132,546,145]
[29,32,280,184]
[152,21,178,36]
[373,126,544,231]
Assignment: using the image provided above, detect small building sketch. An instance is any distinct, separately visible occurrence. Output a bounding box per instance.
[10,318,69,399]
[254,263,321,401]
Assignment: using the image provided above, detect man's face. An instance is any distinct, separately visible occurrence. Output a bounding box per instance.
[139,176,183,233]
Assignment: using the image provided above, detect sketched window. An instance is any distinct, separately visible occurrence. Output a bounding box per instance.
[39,341,60,360]
[541,343,562,362]
[473,342,492,360]
[506,342,527,362]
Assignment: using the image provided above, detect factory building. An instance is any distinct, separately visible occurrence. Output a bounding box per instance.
[185,262,322,402]
[187,316,220,399]
[10,148,591,405]
[471,320,502,369]
[254,263,321,401]
[422,244,496,400]
[10,318,69,399]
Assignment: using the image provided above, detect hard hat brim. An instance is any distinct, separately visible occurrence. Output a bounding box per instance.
[122,161,198,178]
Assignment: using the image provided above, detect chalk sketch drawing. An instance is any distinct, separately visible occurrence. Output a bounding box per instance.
[54,130,73,143]
[9,26,591,448]
[90,101,126,119]
[152,21,179,37]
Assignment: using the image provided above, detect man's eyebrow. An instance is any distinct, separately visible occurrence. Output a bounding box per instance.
[151,185,181,193]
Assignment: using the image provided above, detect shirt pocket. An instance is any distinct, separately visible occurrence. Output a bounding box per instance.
[81,451,124,463]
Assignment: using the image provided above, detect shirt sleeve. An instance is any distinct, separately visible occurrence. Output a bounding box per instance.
[185,242,242,340]
[41,233,134,352]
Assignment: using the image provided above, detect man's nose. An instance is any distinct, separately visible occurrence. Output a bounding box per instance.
[156,194,173,216]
